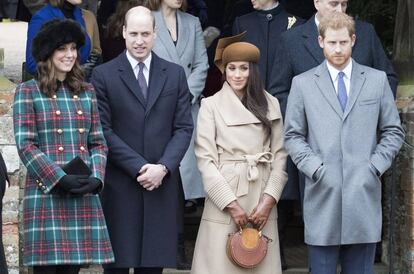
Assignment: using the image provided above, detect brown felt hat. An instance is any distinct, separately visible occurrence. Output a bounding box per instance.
[214,32,260,73]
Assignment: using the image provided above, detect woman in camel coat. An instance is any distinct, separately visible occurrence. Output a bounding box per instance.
[191,33,288,274]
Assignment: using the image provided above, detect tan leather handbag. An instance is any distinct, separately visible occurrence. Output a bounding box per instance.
[226,226,272,268]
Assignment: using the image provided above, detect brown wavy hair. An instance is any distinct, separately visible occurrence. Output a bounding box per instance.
[147,0,187,11]
[105,0,145,38]
[36,55,86,97]
[223,62,272,138]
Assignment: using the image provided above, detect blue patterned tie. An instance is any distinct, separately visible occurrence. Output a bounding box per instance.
[337,71,347,111]
[137,62,148,99]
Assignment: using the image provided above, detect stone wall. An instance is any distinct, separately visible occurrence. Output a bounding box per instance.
[382,85,414,274]
[1,76,20,274]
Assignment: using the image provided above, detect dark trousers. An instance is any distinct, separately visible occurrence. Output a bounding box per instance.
[103,268,163,274]
[32,265,81,274]
[308,243,376,274]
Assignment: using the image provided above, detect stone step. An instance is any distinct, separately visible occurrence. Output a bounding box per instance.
[78,264,389,274]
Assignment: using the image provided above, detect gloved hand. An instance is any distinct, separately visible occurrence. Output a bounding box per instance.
[70,177,102,195]
[58,174,88,192]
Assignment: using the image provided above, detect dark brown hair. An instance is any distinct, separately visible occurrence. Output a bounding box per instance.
[224,62,272,138]
[147,0,187,11]
[106,0,145,38]
[49,0,65,8]
[36,54,86,97]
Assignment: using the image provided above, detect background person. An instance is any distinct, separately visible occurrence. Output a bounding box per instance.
[0,152,9,274]
[148,0,208,203]
[13,19,114,274]
[25,0,101,79]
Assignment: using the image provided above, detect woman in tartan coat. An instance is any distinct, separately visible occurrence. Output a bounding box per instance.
[13,19,114,274]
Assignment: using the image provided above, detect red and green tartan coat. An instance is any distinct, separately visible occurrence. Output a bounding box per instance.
[13,79,114,266]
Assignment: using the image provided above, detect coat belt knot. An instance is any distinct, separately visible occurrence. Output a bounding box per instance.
[220,152,273,197]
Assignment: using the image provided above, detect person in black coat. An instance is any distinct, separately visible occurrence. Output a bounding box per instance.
[269,0,398,118]
[0,152,9,274]
[233,0,304,92]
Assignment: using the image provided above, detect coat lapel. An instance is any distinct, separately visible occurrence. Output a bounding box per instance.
[314,62,343,118]
[118,52,146,108]
[302,16,325,64]
[343,62,366,119]
[145,53,167,115]
[216,82,280,126]
[154,11,181,64]
[175,11,190,58]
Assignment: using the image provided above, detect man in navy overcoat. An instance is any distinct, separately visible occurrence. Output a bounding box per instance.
[91,6,193,274]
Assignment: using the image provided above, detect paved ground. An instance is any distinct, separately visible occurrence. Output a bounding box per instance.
[0,21,27,84]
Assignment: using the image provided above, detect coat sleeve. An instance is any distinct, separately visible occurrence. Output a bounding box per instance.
[186,18,208,104]
[0,153,8,198]
[92,68,149,179]
[87,85,108,183]
[283,77,323,179]
[13,83,66,194]
[370,72,404,175]
[157,68,194,172]
[367,24,398,97]
[263,100,288,202]
[267,34,294,117]
[195,99,237,210]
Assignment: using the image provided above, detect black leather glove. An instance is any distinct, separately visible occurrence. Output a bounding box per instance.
[58,174,88,192]
[70,177,102,195]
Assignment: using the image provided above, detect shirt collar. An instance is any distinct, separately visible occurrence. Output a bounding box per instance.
[326,59,353,81]
[315,14,320,27]
[125,50,152,72]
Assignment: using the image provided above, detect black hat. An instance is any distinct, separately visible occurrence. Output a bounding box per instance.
[32,19,86,62]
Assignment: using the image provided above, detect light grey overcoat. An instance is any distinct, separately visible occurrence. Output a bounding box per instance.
[153,9,208,199]
[284,60,404,246]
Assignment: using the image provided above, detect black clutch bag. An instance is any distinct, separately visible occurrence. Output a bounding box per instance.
[62,156,92,176]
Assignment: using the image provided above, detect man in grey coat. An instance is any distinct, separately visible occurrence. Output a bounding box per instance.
[284,13,404,274]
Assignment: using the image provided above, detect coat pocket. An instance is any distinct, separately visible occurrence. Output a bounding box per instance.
[201,197,231,224]
[359,99,378,106]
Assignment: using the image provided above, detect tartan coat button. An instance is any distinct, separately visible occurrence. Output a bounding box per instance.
[52,95,57,99]
[57,129,63,134]
[58,146,64,152]
[38,182,43,187]
[80,146,85,151]
[77,110,83,115]
[73,95,79,99]
[55,110,61,115]
[78,128,85,134]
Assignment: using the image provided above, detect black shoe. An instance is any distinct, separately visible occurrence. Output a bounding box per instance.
[281,244,287,270]
[177,233,191,270]
[184,199,197,214]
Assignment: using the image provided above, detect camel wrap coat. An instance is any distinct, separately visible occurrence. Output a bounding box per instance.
[191,82,288,274]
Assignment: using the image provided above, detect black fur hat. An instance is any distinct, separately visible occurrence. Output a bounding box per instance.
[32,19,86,62]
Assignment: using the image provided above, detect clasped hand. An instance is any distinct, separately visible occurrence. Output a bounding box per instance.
[58,175,102,195]
[137,164,167,191]
[226,194,276,230]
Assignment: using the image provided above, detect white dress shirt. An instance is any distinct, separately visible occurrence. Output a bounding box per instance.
[126,51,152,86]
[327,59,353,96]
